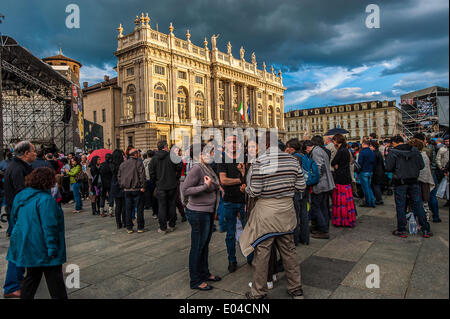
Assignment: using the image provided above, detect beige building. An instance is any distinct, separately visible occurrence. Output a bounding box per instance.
[285,100,403,142]
[114,13,286,150]
[82,76,121,149]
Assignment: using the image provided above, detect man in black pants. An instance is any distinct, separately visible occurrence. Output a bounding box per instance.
[149,141,182,234]
[385,135,432,238]
[118,148,146,234]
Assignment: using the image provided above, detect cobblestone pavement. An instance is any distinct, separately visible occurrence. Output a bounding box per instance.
[0,196,448,299]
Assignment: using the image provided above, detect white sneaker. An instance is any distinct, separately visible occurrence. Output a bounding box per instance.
[248,281,273,290]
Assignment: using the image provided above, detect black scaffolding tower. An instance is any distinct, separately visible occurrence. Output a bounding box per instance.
[0,35,79,159]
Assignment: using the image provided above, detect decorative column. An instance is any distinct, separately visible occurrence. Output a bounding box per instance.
[189,70,196,123]
[273,93,278,128]
[134,59,142,122]
[263,89,268,127]
[280,96,285,130]
[243,84,248,125]
[213,76,220,124]
[169,64,180,123]
[147,58,156,122]
[205,75,212,126]
[118,66,124,124]
[253,88,258,126]
[227,80,234,124]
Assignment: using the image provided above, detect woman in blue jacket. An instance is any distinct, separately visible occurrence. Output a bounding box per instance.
[7,167,67,299]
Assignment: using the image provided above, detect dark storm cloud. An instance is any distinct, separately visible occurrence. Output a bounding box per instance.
[1,0,448,77]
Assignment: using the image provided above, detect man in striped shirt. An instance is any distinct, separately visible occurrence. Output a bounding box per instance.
[240,132,306,299]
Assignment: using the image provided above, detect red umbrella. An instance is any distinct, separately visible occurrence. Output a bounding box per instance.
[87,149,112,163]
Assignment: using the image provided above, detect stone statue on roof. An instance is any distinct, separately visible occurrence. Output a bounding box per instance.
[117,24,123,37]
[240,46,245,60]
[227,42,232,55]
[211,34,219,49]
[251,52,256,64]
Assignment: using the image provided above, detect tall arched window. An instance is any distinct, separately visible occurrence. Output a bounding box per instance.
[257,104,263,125]
[268,106,274,127]
[177,87,189,120]
[125,84,136,119]
[195,91,206,121]
[276,107,281,128]
[154,83,168,118]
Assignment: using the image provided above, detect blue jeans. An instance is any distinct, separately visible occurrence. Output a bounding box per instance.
[71,182,82,211]
[310,192,329,233]
[428,171,440,221]
[394,183,430,232]
[293,191,309,245]
[124,191,144,230]
[186,209,214,288]
[3,261,25,294]
[360,172,375,207]
[217,195,225,231]
[223,202,245,263]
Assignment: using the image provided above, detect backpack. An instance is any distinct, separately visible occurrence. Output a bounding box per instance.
[293,153,320,186]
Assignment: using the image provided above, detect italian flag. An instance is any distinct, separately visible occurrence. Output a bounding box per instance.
[237,102,244,121]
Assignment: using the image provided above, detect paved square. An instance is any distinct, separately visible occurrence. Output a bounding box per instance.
[0,196,448,299]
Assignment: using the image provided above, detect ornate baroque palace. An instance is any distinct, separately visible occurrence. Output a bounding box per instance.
[115,13,286,149]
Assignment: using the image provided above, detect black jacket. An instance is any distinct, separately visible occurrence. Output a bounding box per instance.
[331,145,352,185]
[149,150,182,191]
[99,160,114,190]
[372,150,385,184]
[4,157,33,210]
[385,144,424,185]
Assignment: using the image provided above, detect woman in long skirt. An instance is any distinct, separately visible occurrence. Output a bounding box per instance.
[331,134,356,227]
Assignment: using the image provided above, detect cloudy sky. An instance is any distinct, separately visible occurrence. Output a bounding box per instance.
[1,0,448,110]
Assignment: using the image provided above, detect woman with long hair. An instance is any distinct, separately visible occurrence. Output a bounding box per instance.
[87,156,101,215]
[65,156,83,213]
[99,153,114,217]
[181,143,221,291]
[111,149,126,228]
[330,134,356,227]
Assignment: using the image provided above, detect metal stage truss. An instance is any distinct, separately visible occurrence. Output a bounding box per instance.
[1,35,76,157]
[400,86,449,138]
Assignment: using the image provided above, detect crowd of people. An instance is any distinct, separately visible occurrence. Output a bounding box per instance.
[0,131,448,299]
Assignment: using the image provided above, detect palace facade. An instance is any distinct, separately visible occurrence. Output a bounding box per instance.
[285,100,403,142]
[114,13,286,150]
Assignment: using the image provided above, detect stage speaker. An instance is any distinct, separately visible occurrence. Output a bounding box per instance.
[62,100,72,123]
